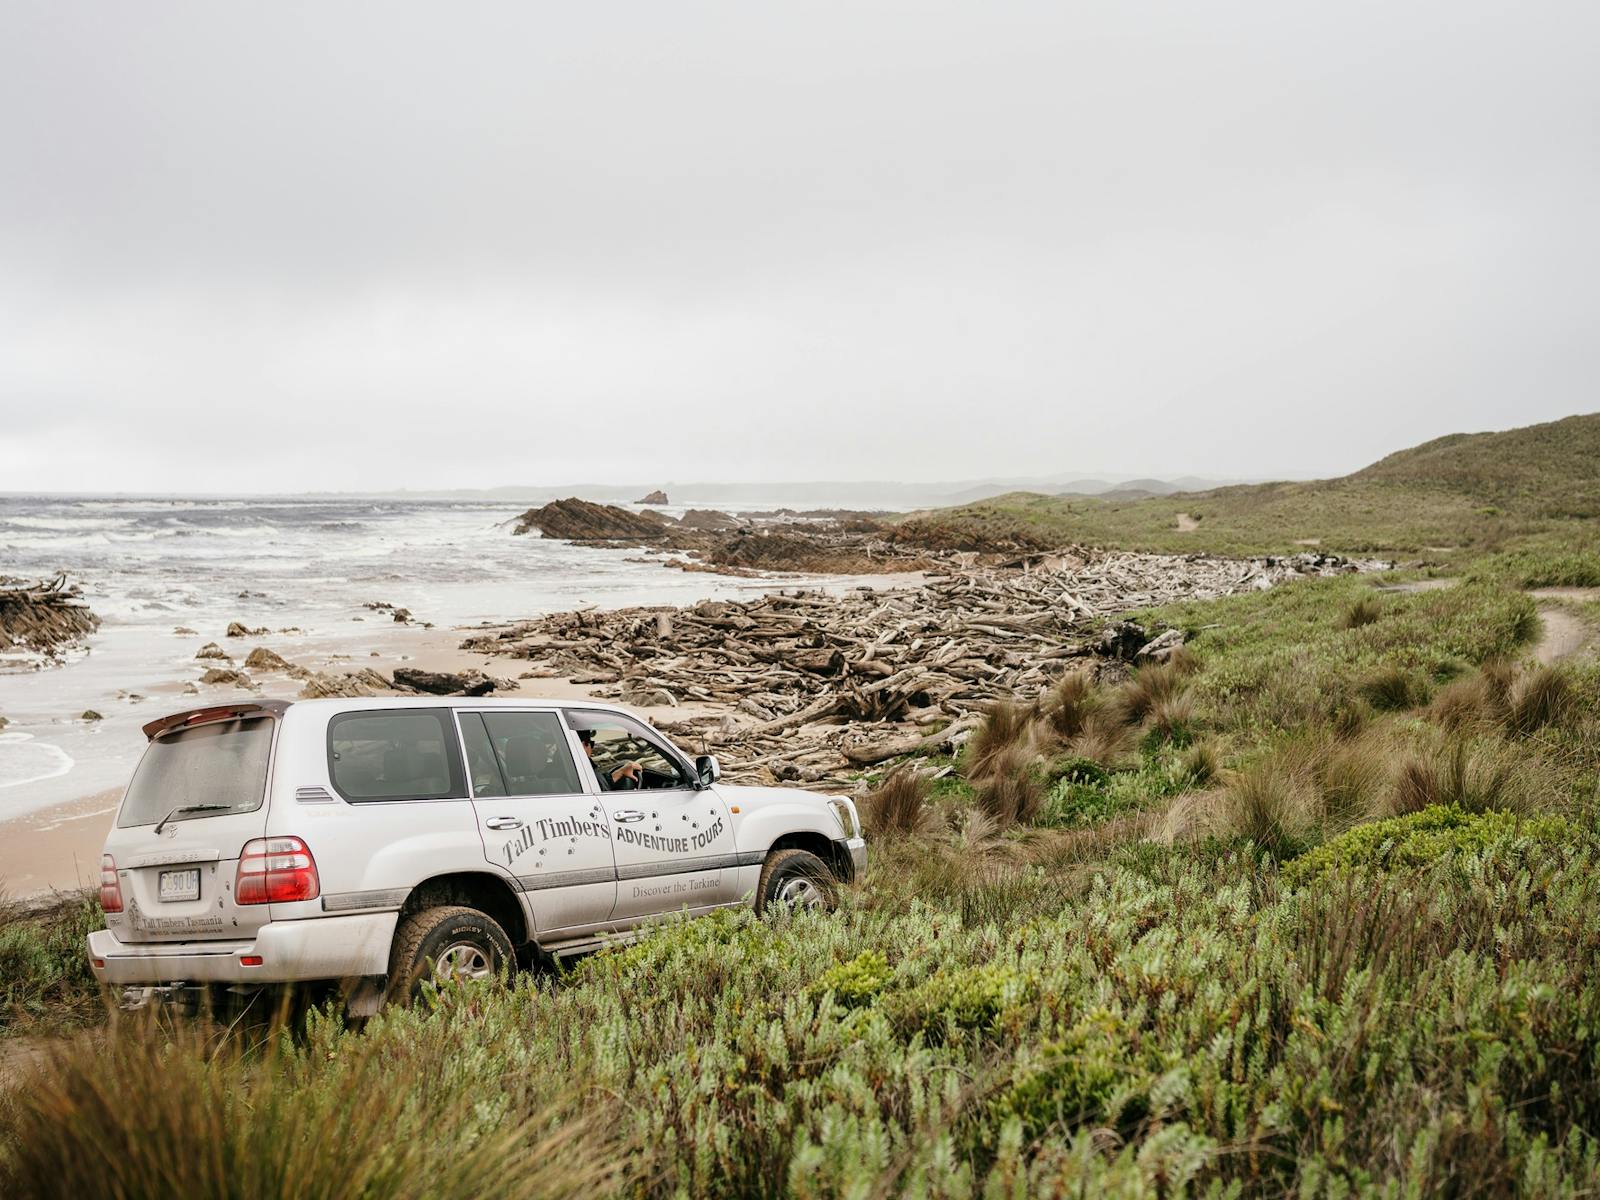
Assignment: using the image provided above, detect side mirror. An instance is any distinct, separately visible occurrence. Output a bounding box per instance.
[694,754,721,788]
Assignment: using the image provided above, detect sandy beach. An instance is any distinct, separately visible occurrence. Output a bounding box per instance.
[0,787,119,896]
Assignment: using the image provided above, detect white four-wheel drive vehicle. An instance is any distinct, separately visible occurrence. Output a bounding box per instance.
[87,697,865,1008]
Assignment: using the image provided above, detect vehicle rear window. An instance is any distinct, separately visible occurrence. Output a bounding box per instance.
[118,717,275,829]
[328,709,464,802]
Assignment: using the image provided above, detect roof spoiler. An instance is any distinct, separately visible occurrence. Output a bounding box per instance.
[141,699,293,741]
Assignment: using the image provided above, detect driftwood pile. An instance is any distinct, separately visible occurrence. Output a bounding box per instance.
[0,575,100,667]
[465,549,1367,787]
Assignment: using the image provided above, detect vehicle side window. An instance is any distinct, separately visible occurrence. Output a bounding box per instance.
[479,712,583,797]
[327,709,465,802]
[565,710,691,791]
[457,712,507,798]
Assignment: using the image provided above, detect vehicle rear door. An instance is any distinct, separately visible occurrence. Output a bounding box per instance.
[456,708,617,934]
[565,709,741,921]
[101,712,277,944]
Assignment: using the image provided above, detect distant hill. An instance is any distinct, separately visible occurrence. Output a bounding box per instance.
[1351,415,1600,516]
[899,413,1600,557]
[384,473,1250,509]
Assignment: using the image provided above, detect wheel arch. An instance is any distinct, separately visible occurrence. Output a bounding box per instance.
[765,831,854,883]
[398,872,529,946]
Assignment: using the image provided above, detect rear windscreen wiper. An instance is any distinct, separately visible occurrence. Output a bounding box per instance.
[153,804,234,835]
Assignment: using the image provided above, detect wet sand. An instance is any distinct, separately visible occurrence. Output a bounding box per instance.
[0,787,118,896]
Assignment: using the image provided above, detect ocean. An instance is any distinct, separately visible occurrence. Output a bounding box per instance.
[0,494,900,821]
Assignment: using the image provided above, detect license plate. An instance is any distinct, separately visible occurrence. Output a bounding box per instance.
[158,868,200,903]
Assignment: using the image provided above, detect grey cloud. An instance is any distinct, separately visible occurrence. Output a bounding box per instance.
[1,1,1597,491]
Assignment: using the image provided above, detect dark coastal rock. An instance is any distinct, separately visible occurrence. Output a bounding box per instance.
[677,508,742,531]
[392,667,496,696]
[172,626,199,635]
[80,710,102,721]
[636,489,669,505]
[298,668,392,699]
[195,642,230,661]
[1097,621,1149,661]
[243,647,311,679]
[199,667,252,687]
[225,621,269,638]
[512,498,671,541]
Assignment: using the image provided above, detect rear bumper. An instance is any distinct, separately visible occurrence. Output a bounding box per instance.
[87,912,398,985]
[836,836,868,882]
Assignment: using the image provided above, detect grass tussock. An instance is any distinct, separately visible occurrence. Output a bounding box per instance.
[861,766,934,838]
[972,745,1045,826]
[1428,659,1575,737]
[0,1017,621,1200]
[1359,664,1427,712]
[964,700,1040,780]
[1065,705,1137,768]
[1145,690,1195,745]
[1507,665,1578,735]
[1113,661,1186,726]
[1430,673,1503,731]
[1177,739,1221,787]
[1341,595,1383,629]
[1042,671,1094,740]
[1388,738,1533,817]
[1221,755,1317,858]
[1329,700,1371,739]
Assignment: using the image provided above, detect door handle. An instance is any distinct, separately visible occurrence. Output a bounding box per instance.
[611,810,646,824]
[485,817,524,831]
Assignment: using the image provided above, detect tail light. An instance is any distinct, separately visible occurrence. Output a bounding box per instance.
[98,854,123,913]
[235,837,320,904]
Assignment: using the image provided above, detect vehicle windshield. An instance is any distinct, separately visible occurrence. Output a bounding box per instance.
[117,717,274,829]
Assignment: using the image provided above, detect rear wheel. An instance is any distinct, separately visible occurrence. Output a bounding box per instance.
[386,905,514,1004]
[755,849,838,915]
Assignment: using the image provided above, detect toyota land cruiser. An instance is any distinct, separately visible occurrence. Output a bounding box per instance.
[86,698,865,1010]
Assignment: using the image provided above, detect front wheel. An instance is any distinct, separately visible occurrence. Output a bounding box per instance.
[755,849,839,915]
[386,905,514,1005]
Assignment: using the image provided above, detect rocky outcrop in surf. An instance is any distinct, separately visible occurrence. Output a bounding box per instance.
[512,498,672,541]
[511,499,938,574]
[0,576,100,669]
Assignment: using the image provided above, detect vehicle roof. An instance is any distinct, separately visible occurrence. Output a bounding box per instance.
[288,695,637,713]
[143,695,643,739]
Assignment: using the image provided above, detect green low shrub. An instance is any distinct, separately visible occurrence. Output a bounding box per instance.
[0,891,102,1035]
[887,963,1029,1039]
[810,950,892,1008]
[1284,804,1578,886]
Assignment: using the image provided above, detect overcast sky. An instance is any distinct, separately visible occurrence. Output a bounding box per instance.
[1,1,1596,493]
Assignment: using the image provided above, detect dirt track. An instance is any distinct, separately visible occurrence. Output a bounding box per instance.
[1535,605,1592,665]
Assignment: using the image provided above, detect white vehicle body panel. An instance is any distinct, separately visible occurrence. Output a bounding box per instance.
[88,696,865,989]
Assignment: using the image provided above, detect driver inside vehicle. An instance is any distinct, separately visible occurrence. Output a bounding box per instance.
[577,728,645,790]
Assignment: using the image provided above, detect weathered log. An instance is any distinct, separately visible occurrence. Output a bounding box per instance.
[839,716,982,766]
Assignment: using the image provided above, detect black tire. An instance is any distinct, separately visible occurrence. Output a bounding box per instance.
[755,849,839,915]
[386,905,514,1005]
